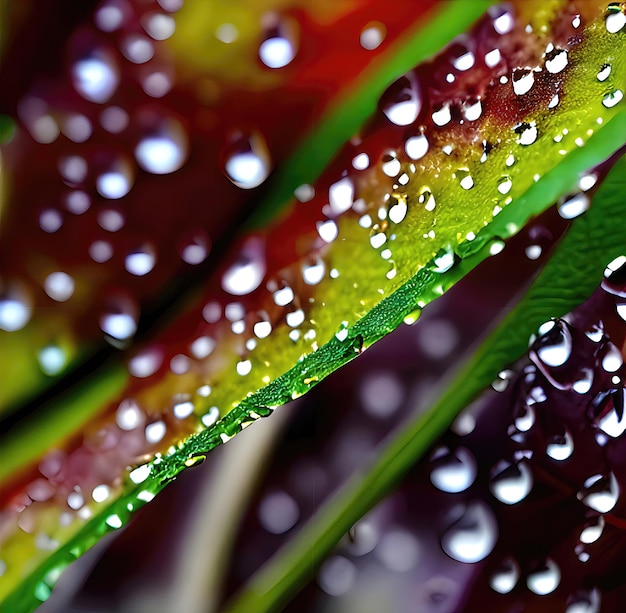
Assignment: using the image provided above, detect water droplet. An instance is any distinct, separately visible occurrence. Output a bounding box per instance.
[101,106,129,133]
[96,159,134,199]
[180,231,210,265]
[317,219,338,243]
[222,238,265,295]
[125,244,156,276]
[432,103,452,126]
[135,116,189,175]
[116,398,144,431]
[602,90,624,108]
[515,122,538,145]
[99,295,138,341]
[492,9,514,34]
[596,392,626,437]
[566,588,601,613]
[459,172,474,190]
[71,50,120,103]
[547,430,574,460]
[254,320,272,339]
[145,420,166,444]
[430,447,477,493]
[464,100,482,121]
[490,558,520,594]
[580,516,604,544]
[173,399,195,419]
[405,134,429,160]
[388,198,407,224]
[527,559,561,595]
[546,49,568,74]
[432,247,456,273]
[259,17,298,69]
[223,132,272,189]
[514,404,535,432]
[453,50,475,71]
[380,73,421,126]
[559,193,590,219]
[201,406,220,427]
[121,34,154,64]
[497,175,513,195]
[41,272,74,303]
[578,473,619,513]
[142,12,176,40]
[597,64,611,82]
[485,48,501,68]
[360,22,386,50]
[377,529,419,572]
[440,501,498,563]
[601,343,623,373]
[606,10,626,33]
[352,153,369,171]
[490,460,533,505]
[129,347,163,378]
[532,319,572,368]
[38,345,67,376]
[39,209,63,233]
[302,259,325,285]
[512,70,535,96]
[258,491,299,534]
[318,556,356,596]
[328,177,354,215]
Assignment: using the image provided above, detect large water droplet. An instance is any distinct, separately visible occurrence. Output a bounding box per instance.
[429,447,477,493]
[221,237,266,295]
[577,473,619,513]
[440,501,498,563]
[490,460,533,505]
[380,73,421,126]
[566,588,601,613]
[527,559,561,595]
[135,115,189,174]
[532,319,572,368]
[223,132,272,189]
[71,49,120,103]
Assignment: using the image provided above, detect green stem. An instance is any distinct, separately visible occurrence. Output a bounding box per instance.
[224,153,626,613]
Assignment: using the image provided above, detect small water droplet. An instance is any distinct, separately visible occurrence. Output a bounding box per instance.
[566,588,601,613]
[527,559,561,595]
[601,343,623,373]
[602,90,624,108]
[142,12,176,40]
[547,430,574,460]
[99,294,138,341]
[96,159,134,199]
[222,238,265,295]
[515,122,538,145]
[223,132,272,189]
[512,70,535,96]
[559,193,590,219]
[545,49,568,74]
[380,73,421,126]
[453,50,475,71]
[490,460,533,504]
[38,344,67,376]
[259,16,298,69]
[432,103,452,126]
[597,64,611,82]
[606,10,626,34]
[532,319,572,368]
[578,473,619,513]
[405,134,429,160]
[432,246,456,273]
[116,398,144,431]
[360,22,386,50]
[440,501,498,563]
[430,447,477,493]
[328,177,354,215]
[71,50,120,103]
[490,557,520,594]
[125,244,156,276]
[43,272,75,302]
[135,115,188,175]
[580,516,604,544]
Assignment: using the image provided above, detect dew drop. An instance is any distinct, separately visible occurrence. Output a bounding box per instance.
[222,238,266,295]
[432,103,452,126]
[602,90,624,108]
[65,190,91,214]
[38,345,67,376]
[597,64,611,82]
[39,209,63,233]
[490,460,533,505]
[497,175,513,195]
[43,272,75,302]
[135,116,189,175]
[596,392,626,437]
[99,295,138,341]
[515,122,538,146]
[352,153,369,170]
[259,19,298,69]
[180,231,210,265]
[258,491,299,534]
[606,11,626,33]
[512,70,535,96]
[125,244,156,276]
[116,398,143,431]
[429,447,477,493]
[380,73,421,126]
[527,559,561,595]
[559,193,590,219]
[89,240,113,263]
[302,259,325,285]
[360,22,386,50]
[533,319,572,368]
[223,132,272,189]
[120,34,154,64]
[464,100,482,121]
[566,588,601,613]
[493,9,514,35]
[142,12,176,40]
[547,430,574,460]
[328,177,354,215]
[546,49,568,74]
[318,556,356,596]
[317,219,338,243]
[71,50,120,104]
[580,517,604,544]
[101,106,129,133]
[485,48,501,68]
[490,558,520,594]
[145,420,166,444]
[432,247,456,273]
[173,400,195,419]
[577,473,619,513]
[440,501,498,563]
[129,347,163,378]
[601,343,623,373]
[96,160,134,199]
[405,134,429,160]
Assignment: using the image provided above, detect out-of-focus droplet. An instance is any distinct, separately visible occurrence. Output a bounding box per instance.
[99,294,139,342]
[527,559,561,595]
[222,132,272,189]
[259,16,298,69]
[135,114,189,175]
[0,282,32,331]
[440,501,498,563]
[71,49,120,104]
[577,473,619,513]
[360,22,386,50]
[490,558,519,594]
[429,447,477,493]
[222,237,266,295]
